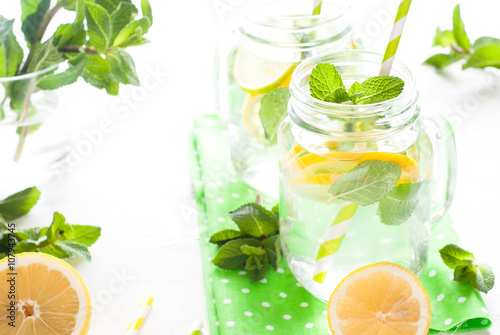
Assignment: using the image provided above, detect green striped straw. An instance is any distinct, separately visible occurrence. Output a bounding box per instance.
[187,320,204,335]
[313,202,358,283]
[312,0,322,15]
[379,0,412,75]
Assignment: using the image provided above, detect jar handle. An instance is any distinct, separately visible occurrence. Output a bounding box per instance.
[423,116,457,224]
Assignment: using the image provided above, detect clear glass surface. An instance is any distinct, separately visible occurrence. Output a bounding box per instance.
[216,0,355,197]
[278,51,456,301]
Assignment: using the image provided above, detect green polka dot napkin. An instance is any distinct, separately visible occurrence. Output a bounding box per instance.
[189,115,492,334]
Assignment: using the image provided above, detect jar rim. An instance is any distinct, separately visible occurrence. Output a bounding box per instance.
[289,50,417,116]
[243,0,349,28]
[0,64,58,83]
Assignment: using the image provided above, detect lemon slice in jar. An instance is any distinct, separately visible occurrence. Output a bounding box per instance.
[233,44,297,95]
[241,94,266,141]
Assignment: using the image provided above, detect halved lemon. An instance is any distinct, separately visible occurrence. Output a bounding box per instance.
[233,44,297,95]
[0,253,92,334]
[328,262,432,335]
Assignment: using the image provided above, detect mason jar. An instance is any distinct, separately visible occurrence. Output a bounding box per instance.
[278,51,457,301]
[215,0,356,197]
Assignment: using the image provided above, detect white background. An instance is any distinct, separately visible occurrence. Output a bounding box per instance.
[2,0,500,334]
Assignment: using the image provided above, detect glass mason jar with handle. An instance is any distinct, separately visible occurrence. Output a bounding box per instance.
[278,51,457,302]
[215,0,356,197]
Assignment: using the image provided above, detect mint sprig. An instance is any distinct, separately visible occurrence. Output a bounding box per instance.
[310,63,404,105]
[210,202,281,283]
[0,187,101,261]
[439,244,495,293]
[0,0,153,160]
[424,4,500,70]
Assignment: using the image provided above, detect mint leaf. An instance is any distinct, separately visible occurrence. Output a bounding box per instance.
[15,227,42,241]
[37,53,87,90]
[246,253,269,282]
[452,5,470,52]
[107,48,139,85]
[85,3,112,54]
[54,241,91,261]
[211,238,260,270]
[58,0,77,11]
[0,18,24,79]
[473,37,500,50]
[327,160,401,206]
[472,263,495,293]
[355,76,404,105]
[110,1,138,42]
[347,81,362,95]
[424,53,463,69]
[15,241,37,253]
[454,264,476,282]
[141,0,153,32]
[0,187,41,221]
[81,54,119,95]
[271,204,279,222]
[310,63,348,103]
[432,28,455,48]
[263,235,281,270]
[463,45,500,69]
[112,17,150,48]
[27,39,63,73]
[209,229,245,246]
[21,0,50,46]
[241,244,265,256]
[45,212,67,244]
[259,87,290,145]
[377,182,422,225]
[439,244,475,269]
[95,0,132,13]
[228,203,278,238]
[61,225,101,246]
[0,19,14,45]
[21,0,44,21]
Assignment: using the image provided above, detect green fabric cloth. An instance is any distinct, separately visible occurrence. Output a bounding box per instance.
[190,115,492,334]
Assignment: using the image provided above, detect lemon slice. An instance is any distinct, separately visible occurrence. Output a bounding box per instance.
[241,94,265,141]
[233,45,297,95]
[328,262,432,335]
[0,253,92,334]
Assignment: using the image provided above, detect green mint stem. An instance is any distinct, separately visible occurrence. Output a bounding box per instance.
[60,46,99,55]
[13,83,36,162]
[451,44,468,55]
[19,4,63,74]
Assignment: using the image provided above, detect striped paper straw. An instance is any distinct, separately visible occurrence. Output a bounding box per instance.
[312,0,322,15]
[125,296,154,335]
[187,320,204,335]
[313,202,358,283]
[379,0,412,75]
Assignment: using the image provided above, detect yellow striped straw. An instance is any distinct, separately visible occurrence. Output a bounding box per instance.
[187,320,204,335]
[312,0,322,15]
[379,0,412,75]
[125,296,154,335]
[313,202,358,283]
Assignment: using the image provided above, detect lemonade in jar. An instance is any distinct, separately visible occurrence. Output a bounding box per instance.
[278,51,457,301]
[215,0,356,196]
